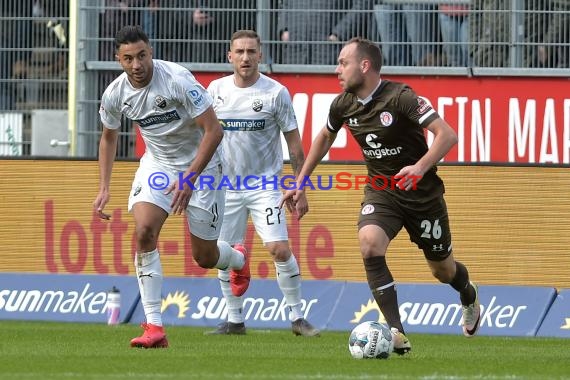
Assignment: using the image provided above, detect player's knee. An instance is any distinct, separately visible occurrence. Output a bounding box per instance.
[359,240,384,258]
[194,253,216,269]
[358,225,389,257]
[135,224,159,247]
[190,236,220,268]
[268,242,291,261]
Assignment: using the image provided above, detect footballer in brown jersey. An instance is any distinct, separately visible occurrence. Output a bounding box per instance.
[281,38,481,350]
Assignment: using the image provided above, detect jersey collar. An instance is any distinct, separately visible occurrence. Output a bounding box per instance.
[357,80,383,106]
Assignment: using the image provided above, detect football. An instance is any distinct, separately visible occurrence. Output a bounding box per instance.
[348,321,394,359]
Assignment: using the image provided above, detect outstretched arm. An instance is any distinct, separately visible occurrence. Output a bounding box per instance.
[186,107,224,181]
[168,107,223,215]
[279,126,337,214]
[93,127,119,220]
[283,128,307,219]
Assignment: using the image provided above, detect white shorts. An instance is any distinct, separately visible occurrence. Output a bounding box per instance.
[127,158,225,240]
[219,189,288,245]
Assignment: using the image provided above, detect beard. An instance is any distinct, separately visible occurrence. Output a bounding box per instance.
[343,75,365,94]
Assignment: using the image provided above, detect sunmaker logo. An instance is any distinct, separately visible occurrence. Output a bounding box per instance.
[0,283,108,315]
[159,290,318,322]
[161,291,190,318]
[192,296,318,321]
[135,110,180,127]
[351,297,528,329]
[220,119,265,131]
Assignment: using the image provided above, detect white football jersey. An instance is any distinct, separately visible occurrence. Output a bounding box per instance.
[207,74,298,188]
[99,59,220,172]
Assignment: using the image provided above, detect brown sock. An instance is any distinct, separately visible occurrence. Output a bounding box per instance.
[363,256,405,334]
[450,261,476,305]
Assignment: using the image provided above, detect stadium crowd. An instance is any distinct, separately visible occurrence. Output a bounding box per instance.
[0,0,568,112]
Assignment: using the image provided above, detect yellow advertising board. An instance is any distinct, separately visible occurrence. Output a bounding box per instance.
[1,160,569,289]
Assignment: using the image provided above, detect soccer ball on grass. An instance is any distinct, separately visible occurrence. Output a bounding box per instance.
[348,321,394,359]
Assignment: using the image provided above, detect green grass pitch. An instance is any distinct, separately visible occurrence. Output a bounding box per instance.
[0,321,568,379]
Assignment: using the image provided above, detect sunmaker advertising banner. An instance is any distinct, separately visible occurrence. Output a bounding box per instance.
[0,273,562,338]
[329,283,557,337]
[536,289,570,338]
[129,278,341,331]
[0,273,139,323]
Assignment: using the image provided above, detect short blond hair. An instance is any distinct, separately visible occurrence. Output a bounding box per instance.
[230,30,261,48]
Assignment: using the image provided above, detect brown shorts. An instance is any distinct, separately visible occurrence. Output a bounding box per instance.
[358,190,452,261]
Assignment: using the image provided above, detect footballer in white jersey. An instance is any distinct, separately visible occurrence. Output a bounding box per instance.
[208,73,298,244]
[94,26,250,348]
[100,59,221,173]
[208,73,297,189]
[100,59,225,219]
[205,30,320,337]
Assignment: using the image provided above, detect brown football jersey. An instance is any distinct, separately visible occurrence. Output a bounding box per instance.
[327,80,445,202]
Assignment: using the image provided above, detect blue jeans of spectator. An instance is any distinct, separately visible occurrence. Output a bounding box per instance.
[143,10,163,59]
[439,13,470,66]
[0,93,12,110]
[374,4,409,65]
[374,4,437,66]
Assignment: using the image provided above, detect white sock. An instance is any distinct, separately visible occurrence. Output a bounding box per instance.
[216,241,245,270]
[135,249,163,326]
[275,254,304,322]
[218,269,245,324]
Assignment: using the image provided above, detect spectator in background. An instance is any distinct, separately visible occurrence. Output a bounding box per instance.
[373,1,441,66]
[190,1,256,63]
[438,3,470,67]
[470,0,514,67]
[143,0,192,62]
[142,0,160,55]
[277,0,348,65]
[470,0,549,68]
[0,4,15,110]
[539,0,570,68]
[521,1,550,68]
[13,0,69,107]
[329,0,381,45]
[267,0,284,65]
[100,0,143,60]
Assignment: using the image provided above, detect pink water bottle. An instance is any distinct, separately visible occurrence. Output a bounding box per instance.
[106,286,121,325]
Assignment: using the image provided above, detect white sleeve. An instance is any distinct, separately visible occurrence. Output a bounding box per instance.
[99,89,122,130]
[275,86,298,133]
[173,70,213,118]
[206,80,216,98]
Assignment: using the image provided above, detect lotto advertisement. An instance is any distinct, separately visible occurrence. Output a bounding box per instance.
[1,161,570,288]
